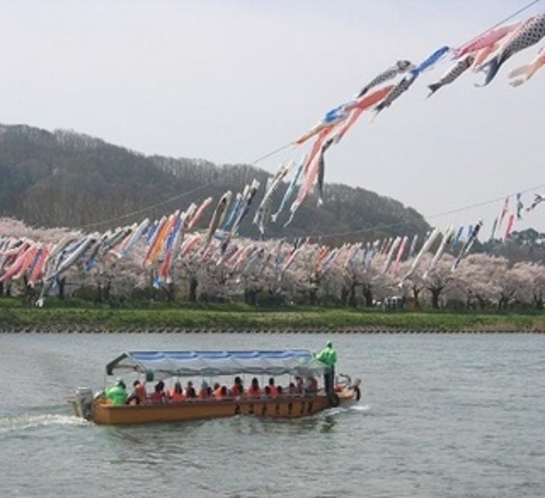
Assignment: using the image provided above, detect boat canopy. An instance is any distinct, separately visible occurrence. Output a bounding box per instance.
[106,349,325,380]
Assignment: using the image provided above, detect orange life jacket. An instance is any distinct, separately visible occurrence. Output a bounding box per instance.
[135,384,147,403]
[247,386,261,397]
[169,389,186,402]
[149,390,166,403]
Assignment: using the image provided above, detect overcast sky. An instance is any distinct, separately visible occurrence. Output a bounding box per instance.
[2,0,545,236]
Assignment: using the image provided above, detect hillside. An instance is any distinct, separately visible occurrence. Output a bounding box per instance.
[0,124,429,241]
[480,228,545,264]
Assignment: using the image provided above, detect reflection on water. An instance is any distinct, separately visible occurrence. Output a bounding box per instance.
[319,414,336,433]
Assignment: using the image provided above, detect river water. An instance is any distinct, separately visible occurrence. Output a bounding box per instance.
[0,332,543,497]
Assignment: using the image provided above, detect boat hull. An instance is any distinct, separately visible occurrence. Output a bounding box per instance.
[82,389,357,425]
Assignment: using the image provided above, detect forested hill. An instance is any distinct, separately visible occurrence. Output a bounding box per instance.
[0,124,429,241]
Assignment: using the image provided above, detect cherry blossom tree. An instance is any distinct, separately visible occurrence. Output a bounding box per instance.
[4,216,545,312]
[507,261,545,309]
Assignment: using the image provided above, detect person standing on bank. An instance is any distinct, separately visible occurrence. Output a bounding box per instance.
[316,341,337,395]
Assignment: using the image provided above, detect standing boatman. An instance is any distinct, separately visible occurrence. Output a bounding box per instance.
[316,341,337,395]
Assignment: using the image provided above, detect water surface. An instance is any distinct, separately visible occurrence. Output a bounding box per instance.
[0,332,543,497]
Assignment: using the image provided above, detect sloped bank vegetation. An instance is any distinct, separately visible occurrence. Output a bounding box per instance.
[1,298,543,333]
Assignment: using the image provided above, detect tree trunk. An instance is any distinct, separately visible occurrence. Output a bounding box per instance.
[341,287,349,306]
[166,282,175,303]
[148,270,155,301]
[188,277,198,303]
[57,277,66,300]
[95,283,103,305]
[429,287,442,309]
[498,295,510,310]
[411,286,421,308]
[534,290,544,310]
[309,288,317,306]
[104,281,111,301]
[362,285,373,307]
[348,284,357,307]
[23,276,35,307]
[245,288,257,306]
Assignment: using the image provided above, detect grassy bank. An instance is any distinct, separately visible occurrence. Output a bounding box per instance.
[1,298,544,332]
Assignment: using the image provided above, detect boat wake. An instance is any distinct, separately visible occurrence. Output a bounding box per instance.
[348,404,371,412]
[0,412,88,434]
[324,403,370,417]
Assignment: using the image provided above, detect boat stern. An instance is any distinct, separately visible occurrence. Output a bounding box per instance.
[69,387,95,421]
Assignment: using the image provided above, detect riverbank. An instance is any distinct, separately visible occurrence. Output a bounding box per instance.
[1,299,544,332]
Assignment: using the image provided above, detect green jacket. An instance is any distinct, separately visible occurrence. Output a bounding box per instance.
[316,346,337,369]
[106,385,128,406]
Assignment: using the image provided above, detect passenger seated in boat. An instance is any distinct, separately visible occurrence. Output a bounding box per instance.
[267,377,279,396]
[230,376,244,396]
[303,376,318,395]
[106,379,128,406]
[213,384,228,399]
[149,380,167,403]
[294,376,304,394]
[277,385,283,396]
[246,377,261,397]
[127,380,147,405]
[288,382,297,395]
[185,381,197,399]
[264,385,271,396]
[198,381,210,399]
[169,381,186,402]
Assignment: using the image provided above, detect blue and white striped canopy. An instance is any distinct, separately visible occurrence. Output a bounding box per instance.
[106,349,325,379]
